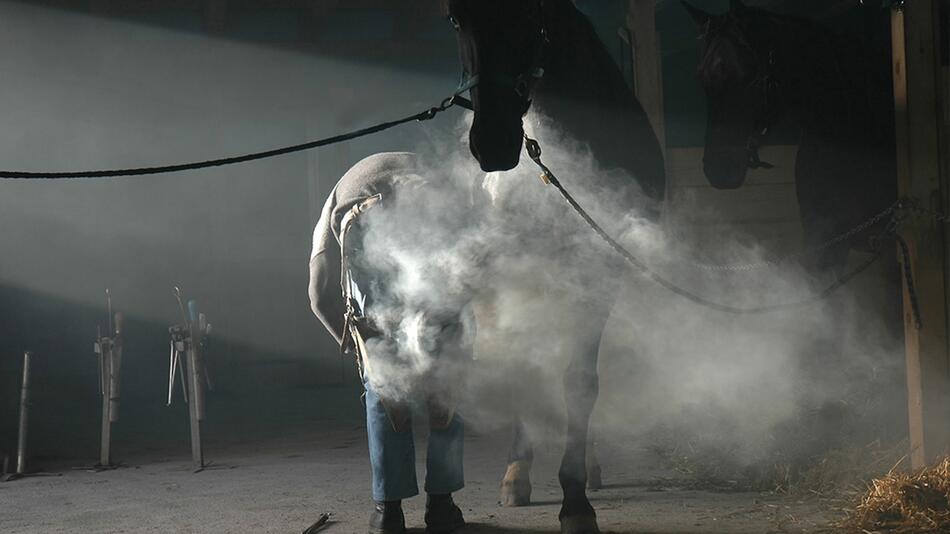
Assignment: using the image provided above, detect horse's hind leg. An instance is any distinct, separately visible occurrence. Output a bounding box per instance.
[558,339,601,534]
[500,417,534,507]
[500,387,603,507]
[586,429,602,490]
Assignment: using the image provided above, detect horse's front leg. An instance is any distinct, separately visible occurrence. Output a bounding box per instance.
[558,339,601,534]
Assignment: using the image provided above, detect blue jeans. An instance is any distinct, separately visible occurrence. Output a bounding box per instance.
[346,259,468,502]
[364,377,465,501]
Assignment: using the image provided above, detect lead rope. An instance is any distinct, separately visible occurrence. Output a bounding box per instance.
[0,97,465,179]
[523,134,896,316]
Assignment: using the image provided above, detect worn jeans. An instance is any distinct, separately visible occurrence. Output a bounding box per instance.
[364,376,465,501]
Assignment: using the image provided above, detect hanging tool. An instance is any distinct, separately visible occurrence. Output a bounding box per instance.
[167,287,213,472]
[93,289,124,469]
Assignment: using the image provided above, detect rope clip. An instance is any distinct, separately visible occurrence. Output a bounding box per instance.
[523,136,551,184]
[524,136,542,162]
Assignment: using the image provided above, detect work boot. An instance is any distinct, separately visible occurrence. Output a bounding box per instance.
[425,493,465,533]
[368,500,406,534]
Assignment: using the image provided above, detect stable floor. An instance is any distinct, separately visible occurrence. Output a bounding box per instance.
[1,418,836,534]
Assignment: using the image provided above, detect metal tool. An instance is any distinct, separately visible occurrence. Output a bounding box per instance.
[302,513,331,534]
[93,289,124,469]
[167,287,213,472]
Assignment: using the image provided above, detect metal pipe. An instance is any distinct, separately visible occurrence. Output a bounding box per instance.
[16,351,32,475]
[186,344,204,470]
[99,341,112,466]
[191,347,206,422]
[96,327,104,396]
[96,310,124,467]
[109,313,123,424]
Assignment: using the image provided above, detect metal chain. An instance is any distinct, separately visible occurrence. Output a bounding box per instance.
[687,201,901,272]
[901,199,950,224]
[656,197,950,274]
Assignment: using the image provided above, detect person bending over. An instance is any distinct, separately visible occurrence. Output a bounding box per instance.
[308,153,472,534]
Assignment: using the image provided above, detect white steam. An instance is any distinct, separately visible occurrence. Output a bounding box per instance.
[350,110,901,465]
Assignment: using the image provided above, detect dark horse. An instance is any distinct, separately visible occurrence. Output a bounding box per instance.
[446,1,664,533]
[683,0,896,271]
[310,2,663,533]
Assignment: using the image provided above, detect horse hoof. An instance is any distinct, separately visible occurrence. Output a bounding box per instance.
[500,461,532,507]
[500,479,531,507]
[560,515,600,534]
[587,464,603,490]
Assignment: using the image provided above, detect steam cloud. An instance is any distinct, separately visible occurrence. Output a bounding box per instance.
[350,108,905,464]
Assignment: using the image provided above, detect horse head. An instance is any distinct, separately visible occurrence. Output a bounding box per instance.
[445,0,557,172]
[684,0,782,189]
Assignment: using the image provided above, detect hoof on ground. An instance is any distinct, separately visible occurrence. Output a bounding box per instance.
[560,515,600,534]
[587,465,603,490]
[500,478,532,507]
[500,461,532,507]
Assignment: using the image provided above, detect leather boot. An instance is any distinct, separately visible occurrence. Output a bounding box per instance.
[424,493,465,533]
[368,500,406,534]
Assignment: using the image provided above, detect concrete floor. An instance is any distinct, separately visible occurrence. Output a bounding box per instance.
[1,420,837,534]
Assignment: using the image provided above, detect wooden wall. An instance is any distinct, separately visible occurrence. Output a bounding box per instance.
[665,146,802,256]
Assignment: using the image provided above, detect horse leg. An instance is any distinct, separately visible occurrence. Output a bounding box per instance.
[558,339,601,534]
[500,416,534,507]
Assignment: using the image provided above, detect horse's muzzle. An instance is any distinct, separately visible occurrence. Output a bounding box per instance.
[470,116,525,172]
[703,148,750,189]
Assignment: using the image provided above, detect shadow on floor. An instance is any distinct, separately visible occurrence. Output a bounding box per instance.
[407,526,556,534]
[407,525,726,534]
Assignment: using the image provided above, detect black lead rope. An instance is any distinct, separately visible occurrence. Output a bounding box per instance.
[0,97,464,179]
[0,84,920,322]
[523,135,891,316]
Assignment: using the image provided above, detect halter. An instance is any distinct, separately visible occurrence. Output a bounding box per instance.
[452,0,549,111]
[703,13,781,170]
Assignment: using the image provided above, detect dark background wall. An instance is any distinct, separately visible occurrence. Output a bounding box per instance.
[0,0,462,462]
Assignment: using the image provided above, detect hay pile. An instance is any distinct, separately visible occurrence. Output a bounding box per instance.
[841,457,950,533]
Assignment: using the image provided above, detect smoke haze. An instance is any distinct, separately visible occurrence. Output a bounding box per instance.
[0,1,904,475]
[350,110,905,469]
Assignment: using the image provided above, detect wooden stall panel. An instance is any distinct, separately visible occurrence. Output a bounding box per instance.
[665,145,802,257]
[668,145,799,187]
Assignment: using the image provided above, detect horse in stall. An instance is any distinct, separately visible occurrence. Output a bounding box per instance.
[446,1,664,532]
[310,2,665,533]
[682,0,897,274]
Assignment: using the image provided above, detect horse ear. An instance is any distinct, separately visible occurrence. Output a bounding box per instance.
[681,1,711,28]
[730,0,747,11]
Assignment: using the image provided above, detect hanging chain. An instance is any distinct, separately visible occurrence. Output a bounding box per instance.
[690,201,901,272]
